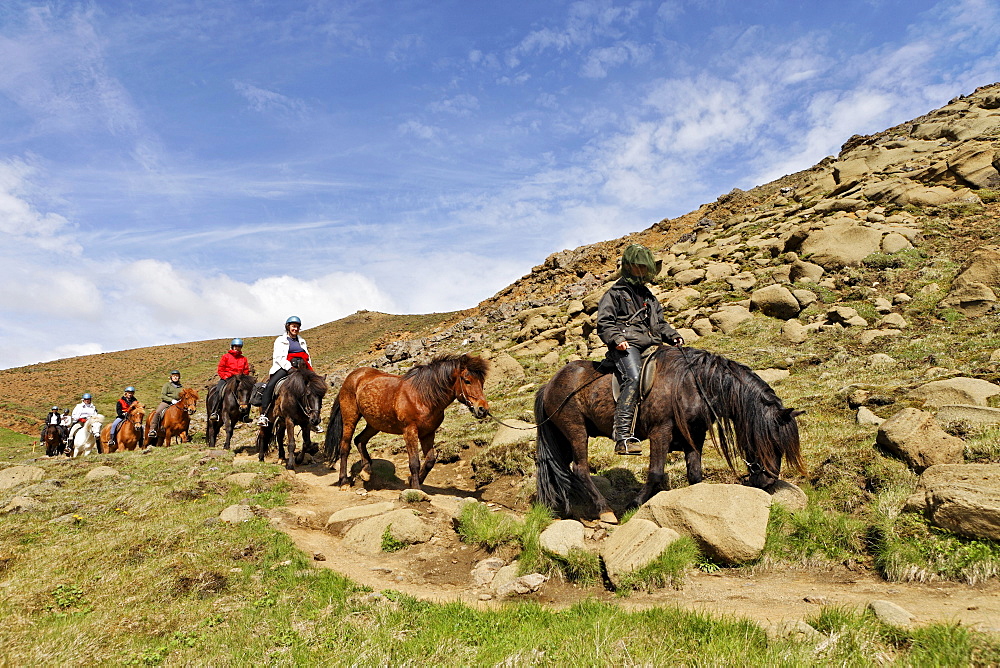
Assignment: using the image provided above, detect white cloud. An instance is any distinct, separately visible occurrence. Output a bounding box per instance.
[233,81,310,119]
[397,119,443,141]
[429,93,480,116]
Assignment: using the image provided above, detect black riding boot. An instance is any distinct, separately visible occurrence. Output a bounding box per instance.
[613,347,643,455]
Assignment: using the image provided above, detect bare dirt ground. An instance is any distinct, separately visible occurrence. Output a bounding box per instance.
[249,452,1000,634]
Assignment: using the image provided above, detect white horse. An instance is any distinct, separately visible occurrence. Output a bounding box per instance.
[71,414,105,458]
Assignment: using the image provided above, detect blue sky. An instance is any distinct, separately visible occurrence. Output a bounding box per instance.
[1,0,998,369]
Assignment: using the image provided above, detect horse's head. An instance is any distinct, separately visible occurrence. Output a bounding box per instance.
[88,414,105,436]
[453,355,490,419]
[129,402,145,425]
[179,388,199,415]
[234,376,254,414]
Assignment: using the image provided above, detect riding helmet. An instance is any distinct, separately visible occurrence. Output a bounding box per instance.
[285,316,301,325]
[52,405,59,411]
[170,370,180,376]
[82,393,92,399]
[125,386,135,393]
[231,338,244,347]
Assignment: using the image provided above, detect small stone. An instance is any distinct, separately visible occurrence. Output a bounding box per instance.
[869,600,915,627]
[313,552,326,561]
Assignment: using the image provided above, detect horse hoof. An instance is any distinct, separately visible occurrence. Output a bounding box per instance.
[339,484,351,492]
[599,511,619,524]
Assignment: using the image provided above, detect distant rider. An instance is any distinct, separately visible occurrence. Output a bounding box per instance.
[40,405,61,445]
[256,316,318,431]
[147,370,183,441]
[67,393,99,447]
[107,386,138,450]
[596,244,684,456]
[210,338,251,423]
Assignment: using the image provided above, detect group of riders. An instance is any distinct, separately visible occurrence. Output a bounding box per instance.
[42,243,679,458]
[42,314,321,455]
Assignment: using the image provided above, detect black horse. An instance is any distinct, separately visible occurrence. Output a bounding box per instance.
[535,346,806,524]
[206,375,256,450]
[256,363,327,471]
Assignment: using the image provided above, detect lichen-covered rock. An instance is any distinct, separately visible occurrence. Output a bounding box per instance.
[904,464,1000,540]
[876,408,965,472]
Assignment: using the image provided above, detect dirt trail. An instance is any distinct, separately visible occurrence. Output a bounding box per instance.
[256,455,1000,633]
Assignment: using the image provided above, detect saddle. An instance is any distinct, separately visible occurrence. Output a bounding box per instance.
[609,347,659,402]
[249,376,290,407]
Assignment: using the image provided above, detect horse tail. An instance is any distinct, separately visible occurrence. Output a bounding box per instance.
[534,385,577,517]
[323,391,344,460]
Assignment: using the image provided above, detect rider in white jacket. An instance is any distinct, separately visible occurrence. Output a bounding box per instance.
[256,316,317,429]
[68,393,99,444]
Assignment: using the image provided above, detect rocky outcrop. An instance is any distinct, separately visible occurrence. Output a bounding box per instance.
[639,484,772,564]
[904,464,1000,540]
[908,378,1000,408]
[876,408,965,472]
[600,517,680,586]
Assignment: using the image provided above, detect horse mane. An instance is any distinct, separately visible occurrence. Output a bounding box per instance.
[659,347,806,477]
[403,354,489,407]
[283,368,328,399]
[179,387,198,401]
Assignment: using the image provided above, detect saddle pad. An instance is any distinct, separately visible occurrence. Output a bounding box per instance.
[611,350,658,402]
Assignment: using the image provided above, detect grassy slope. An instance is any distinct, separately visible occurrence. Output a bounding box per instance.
[2,437,997,666]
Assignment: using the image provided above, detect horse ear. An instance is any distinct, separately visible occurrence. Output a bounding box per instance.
[788,409,806,418]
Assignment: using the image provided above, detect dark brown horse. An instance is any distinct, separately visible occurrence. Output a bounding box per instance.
[535,346,806,524]
[145,388,198,447]
[102,402,145,453]
[206,375,255,450]
[42,424,64,457]
[256,365,327,471]
[324,354,489,491]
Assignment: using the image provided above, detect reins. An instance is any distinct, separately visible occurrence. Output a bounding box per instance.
[485,369,606,430]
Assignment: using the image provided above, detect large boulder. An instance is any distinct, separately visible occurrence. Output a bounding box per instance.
[342,509,435,554]
[708,305,753,334]
[951,246,1000,290]
[798,220,884,268]
[876,408,965,472]
[538,519,586,557]
[0,466,45,491]
[788,259,824,284]
[904,464,1000,540]
[750,285,801,320]
[939,282,997,317]
[908,377,1000,408]
[641,484,772,564]
[935,404,1000,425]
[325,502,397,535]
[600,518,680,587]
[485,352,526,390]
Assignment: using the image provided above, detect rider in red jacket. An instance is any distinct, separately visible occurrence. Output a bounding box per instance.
[210,339,251,423]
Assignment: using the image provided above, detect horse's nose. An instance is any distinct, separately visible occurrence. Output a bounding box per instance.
[472,405,489,420]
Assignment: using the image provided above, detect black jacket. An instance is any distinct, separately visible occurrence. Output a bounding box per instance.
[596,278,679,351]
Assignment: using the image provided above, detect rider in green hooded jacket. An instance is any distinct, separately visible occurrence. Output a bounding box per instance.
[596,244,684,455]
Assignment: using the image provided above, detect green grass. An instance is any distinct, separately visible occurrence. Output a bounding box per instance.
[615,537,700,592]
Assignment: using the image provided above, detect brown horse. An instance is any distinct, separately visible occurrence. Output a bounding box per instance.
[206,375,255,450]
[102,402,145,453]
[42,424,64,457]
[535,346,806,523]
[145,388,198,447]
[256,365,327,471]
[324,354,489,491]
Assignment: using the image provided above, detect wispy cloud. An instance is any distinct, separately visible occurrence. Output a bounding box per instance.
[233,81,311,119]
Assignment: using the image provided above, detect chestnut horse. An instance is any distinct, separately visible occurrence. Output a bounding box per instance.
[102,402,145,453]
[145,388,198,447]
[324,354,489,491]
[256,365,327,471]
[206,375,255,450]
[42,424,64,457]
[535,346,806,523]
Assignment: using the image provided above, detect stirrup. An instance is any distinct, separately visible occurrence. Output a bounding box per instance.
[210,413,219,423]
[256,415,269,427]
[614,437,642,456]
[310,424,324,433]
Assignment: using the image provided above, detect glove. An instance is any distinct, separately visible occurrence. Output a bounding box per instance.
[171,399,179,404]
[667,335,685,347]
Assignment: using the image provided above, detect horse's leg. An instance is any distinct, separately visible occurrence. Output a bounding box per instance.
[336,408,363,490]
[417,432,437,485]
[223,416,235,451]
[632,419,678,507]
[298,420,312,465]
[682,422,708,486]
[402,426,423,490]
[353,425,377,483]
[284,417,297,472]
